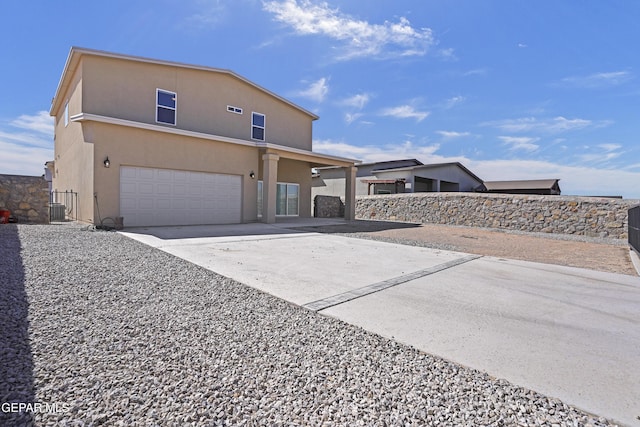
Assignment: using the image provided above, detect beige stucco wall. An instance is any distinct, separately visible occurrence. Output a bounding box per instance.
[276,158,312,218]
[81,56,314,151]
[51,66,95,222]
[86,122,263,224]
[257,156,312,218]
[50,50,324,225]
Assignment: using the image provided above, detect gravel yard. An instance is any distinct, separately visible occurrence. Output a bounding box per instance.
[1,223,620,426]
[292,221,637,276]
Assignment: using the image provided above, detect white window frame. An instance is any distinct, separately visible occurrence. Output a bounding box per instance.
[64,101,69,127]
[251,112,265,141]
[156,89,177,126]
[227,105,243,115]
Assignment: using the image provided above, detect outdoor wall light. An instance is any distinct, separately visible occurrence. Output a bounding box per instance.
[249,171,255,179]
[103,157,110,168]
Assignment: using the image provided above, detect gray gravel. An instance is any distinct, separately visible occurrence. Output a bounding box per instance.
[1,223,620,426]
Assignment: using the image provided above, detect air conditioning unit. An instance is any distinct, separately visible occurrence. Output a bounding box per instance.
[50,203,66,221]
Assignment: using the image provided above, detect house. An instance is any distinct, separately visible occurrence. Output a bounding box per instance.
[476,179,561,195]
[312,159,484,202]
[49,47,358,227]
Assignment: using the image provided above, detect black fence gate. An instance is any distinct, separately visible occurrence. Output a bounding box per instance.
[50,190,78,221]
[629,205,640,254]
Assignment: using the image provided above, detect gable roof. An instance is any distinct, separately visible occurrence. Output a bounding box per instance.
[372,161,484,184]
[357,158,424,170]
[482,179,560,191]
[50,47,319,120]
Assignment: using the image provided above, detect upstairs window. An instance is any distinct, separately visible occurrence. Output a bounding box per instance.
[252,112,265,141]
[156,89,176,125]
[64,101,69,127]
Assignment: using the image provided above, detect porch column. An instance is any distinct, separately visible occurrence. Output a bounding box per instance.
[344,166,357,221]
[261,153,279,224]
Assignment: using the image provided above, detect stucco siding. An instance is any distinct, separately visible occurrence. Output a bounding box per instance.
[52,67,94,223]
[276,158,312,218]
[81,56,313,151]
[88,122,261,224]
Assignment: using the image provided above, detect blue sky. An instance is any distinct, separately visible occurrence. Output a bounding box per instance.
[2,0,639,198]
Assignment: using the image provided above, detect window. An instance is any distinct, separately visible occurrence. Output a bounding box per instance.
[276,183,299,216]
[252,112,265,141]
[227,105,243,114]
[257,181,299,216]
[64,102,69,127]
[156,89,176,125]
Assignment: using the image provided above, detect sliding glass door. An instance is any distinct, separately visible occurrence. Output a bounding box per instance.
[258,181,299,217]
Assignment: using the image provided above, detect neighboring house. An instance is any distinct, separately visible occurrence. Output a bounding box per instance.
[477,179,561,195]
[312,159,484,202]
[49,47,358,227]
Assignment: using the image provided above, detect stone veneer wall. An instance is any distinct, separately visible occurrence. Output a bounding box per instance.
[314,195,345,218]
[0,174,50,224]
[356,193,640,240]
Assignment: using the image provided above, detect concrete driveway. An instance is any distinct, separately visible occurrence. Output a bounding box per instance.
[122,220,640,426]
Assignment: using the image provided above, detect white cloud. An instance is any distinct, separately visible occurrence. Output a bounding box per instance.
[297,77,329,102]
[314,139,441,163]
[598,143,622,152]
[463,68,488,77]
[182,0,227,29]
[344,112,363,125]
[499,136,540,153]
[0,111,54,175]
[437,48,457,61]
[443,95,465,109]
[380,105,430,122]
[11,111,54,136]
[341,93,370,109]
[340,93,371,125]
[483,116,602,133]
[559,71,633,89]
[263,0,435,60]
[574,143,624,165]
[436,130,470,139]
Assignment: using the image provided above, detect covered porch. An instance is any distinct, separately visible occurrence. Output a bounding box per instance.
[258,143,358,224]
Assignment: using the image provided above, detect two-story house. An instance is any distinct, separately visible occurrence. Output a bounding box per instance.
[49,47,358,227]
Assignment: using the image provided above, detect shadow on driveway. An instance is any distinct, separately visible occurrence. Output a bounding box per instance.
[289,219,422,234]
[123,219,421,241]
[0,224,35,425]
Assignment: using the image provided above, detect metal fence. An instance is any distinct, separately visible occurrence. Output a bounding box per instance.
[50,190,78,222]
[629,205,640,254]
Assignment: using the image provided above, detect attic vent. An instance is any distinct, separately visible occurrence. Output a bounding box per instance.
[227,105,243,114]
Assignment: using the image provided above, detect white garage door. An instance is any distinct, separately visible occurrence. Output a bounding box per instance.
[120,166,242,227]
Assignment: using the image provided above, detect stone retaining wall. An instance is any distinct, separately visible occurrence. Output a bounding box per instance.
[0,174,50,224]
[314,195,345,218]
[356,193,640,240]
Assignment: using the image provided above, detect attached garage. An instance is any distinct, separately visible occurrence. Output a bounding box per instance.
[120,166,242,227]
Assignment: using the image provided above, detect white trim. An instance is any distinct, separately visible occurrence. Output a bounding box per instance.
[251,112,265,141]
[70,113,359,166]
[156,88,177,126]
